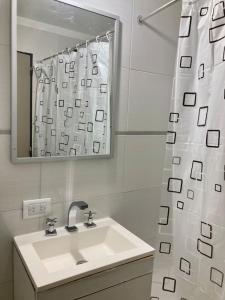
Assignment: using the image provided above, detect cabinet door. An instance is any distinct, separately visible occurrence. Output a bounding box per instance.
[38,257,154,300]
[14,247,36,300]
[80,274,152,300]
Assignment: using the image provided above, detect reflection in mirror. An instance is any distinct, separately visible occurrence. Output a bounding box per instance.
[15,0,118,160]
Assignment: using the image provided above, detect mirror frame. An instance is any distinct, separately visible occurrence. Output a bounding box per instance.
[11,0,120,163]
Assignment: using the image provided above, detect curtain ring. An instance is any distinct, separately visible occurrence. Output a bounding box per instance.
[63,47,70,54]
[76,43,80,50]
[86,40,89,48]
[96,35,100,43]
[106,31,111,41]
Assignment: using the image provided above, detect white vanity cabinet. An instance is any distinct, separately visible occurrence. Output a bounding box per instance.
[14,247,154,300]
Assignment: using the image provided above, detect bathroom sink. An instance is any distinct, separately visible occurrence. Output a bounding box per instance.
[32,225,135,273]
[14,218,155,291]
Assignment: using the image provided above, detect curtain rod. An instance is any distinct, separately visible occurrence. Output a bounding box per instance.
[37,30,114,64]
[137,0,180,25]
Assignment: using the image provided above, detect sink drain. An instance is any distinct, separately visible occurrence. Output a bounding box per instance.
[76,259,87,265]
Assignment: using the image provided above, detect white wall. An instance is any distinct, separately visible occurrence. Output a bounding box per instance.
[0,0,181,298]
[17,24,78,61]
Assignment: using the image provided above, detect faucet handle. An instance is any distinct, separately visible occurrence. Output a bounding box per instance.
[46,217,57,225]
[84,211,96,216]
[45,217,57,236]
[84,210,96,228]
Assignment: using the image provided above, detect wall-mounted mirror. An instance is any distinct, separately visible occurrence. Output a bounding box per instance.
[11,0,120,163]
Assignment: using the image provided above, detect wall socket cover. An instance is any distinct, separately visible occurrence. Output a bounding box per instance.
[23,198,52,219]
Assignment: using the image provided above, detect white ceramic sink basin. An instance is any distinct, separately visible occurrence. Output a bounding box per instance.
[14,218,155,291]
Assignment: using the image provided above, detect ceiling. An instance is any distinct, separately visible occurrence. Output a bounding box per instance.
[17,0,115,38]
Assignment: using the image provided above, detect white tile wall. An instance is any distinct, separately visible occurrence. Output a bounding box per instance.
[115,67,130,131]
[0,0,181,298]
[128,70,173,131]
[72,136,126,198]
[0,135,41,211]
[124,135,166,191]
[115,187,161,246]
[40,162,71,203]
[131,0,181,75]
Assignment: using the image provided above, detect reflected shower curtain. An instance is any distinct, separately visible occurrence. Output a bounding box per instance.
[32,41,111,157]
[151,1,225,299]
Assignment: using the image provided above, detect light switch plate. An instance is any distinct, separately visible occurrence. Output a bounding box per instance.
[23,198,52,219]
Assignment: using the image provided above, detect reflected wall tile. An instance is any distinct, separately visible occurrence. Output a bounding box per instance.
[0,0,10,46]
[0,45,10,130]
[0,135,41,211]
[72,0,133,68]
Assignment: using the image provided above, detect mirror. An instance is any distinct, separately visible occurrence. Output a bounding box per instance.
[11,0,120,162]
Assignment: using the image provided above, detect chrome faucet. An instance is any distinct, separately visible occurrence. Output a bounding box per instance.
[65,201,88,232]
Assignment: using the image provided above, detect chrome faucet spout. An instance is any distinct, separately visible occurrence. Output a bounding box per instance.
[65,201,88,232]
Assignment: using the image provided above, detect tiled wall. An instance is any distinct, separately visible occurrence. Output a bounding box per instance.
[0,0,181,299]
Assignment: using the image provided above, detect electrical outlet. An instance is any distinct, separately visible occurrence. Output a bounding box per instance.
[23,198,52,219]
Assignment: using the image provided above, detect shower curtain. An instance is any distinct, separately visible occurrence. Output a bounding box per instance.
[151,1,225,299]
[32,40,111,157]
